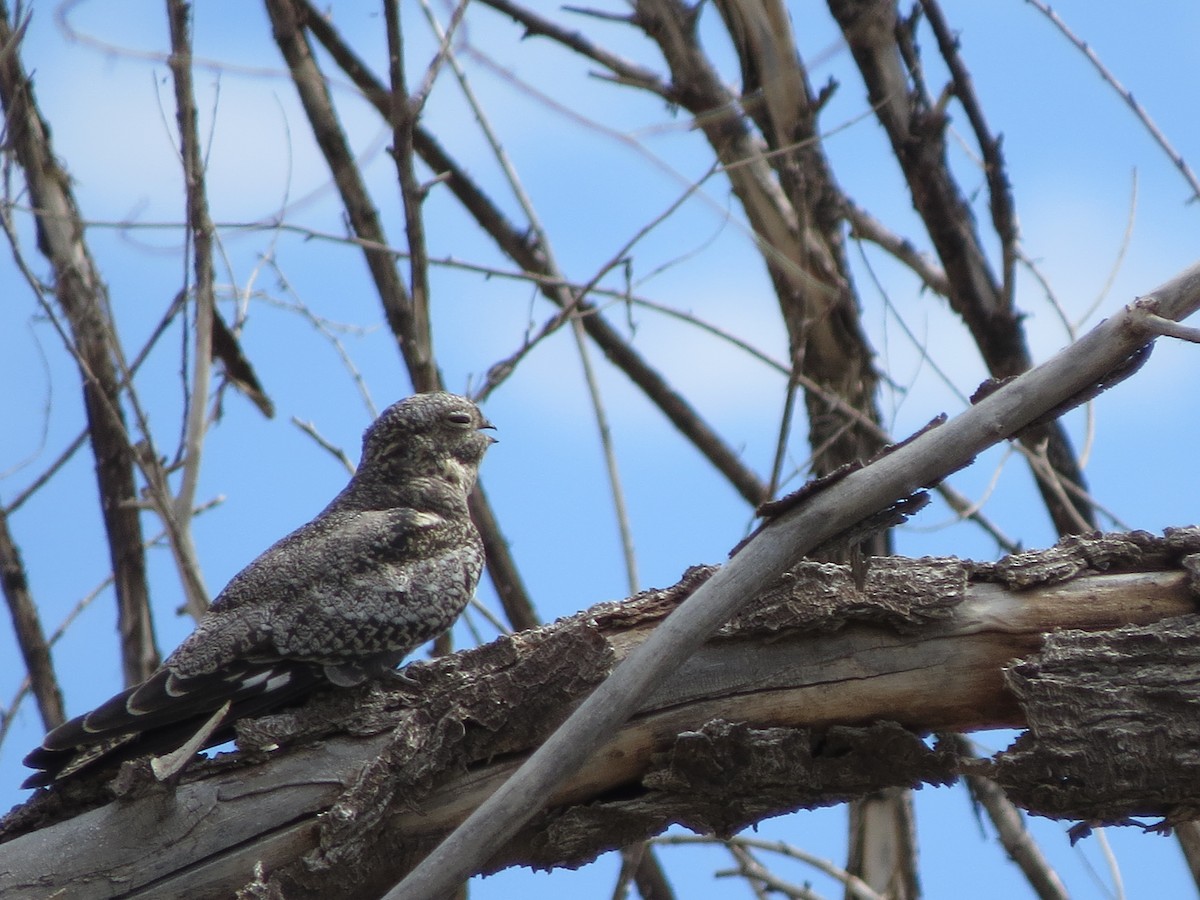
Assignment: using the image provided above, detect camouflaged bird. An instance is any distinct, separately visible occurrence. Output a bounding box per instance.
[23,392,495,789]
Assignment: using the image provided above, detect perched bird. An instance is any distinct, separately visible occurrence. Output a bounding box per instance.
[23,392,495,789]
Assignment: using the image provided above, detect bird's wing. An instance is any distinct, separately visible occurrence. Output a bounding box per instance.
[22,658,325,787]
[23,506,453,787]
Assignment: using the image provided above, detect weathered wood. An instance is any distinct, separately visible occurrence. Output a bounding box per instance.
[2,533,1198,899]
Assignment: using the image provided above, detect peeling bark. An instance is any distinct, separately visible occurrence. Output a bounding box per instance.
[994,610,1200,825]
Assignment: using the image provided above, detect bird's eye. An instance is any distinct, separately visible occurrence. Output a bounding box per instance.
[447,412,472,427]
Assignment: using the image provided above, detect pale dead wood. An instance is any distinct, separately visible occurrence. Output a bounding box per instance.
[845,787,917,900]
[164,0,216,620]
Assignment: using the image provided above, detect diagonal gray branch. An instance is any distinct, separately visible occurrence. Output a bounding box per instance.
[390,261,1200,898]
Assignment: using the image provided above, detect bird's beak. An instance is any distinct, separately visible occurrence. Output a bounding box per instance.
[480,420,498,444]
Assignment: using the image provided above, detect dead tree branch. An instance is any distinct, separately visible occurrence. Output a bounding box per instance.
[3,531,1199,897]
[0,0,159,685]
[827,0,1093,535]
[297,0,771,508]
[164,0,215,619]
[0,508,63,733]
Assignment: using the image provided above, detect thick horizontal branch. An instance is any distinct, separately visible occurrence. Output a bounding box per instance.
[2,530,1199,898]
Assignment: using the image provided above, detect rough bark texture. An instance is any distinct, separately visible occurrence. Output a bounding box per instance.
[2,530,1199,898]
[994,609,1200,824]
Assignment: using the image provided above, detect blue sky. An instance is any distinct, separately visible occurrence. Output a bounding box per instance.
[1,1,1199,896]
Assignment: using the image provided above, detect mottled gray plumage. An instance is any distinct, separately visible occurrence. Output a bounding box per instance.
[23,392,495,789]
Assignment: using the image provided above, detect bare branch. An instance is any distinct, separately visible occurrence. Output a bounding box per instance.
[297,0,770,507]
[1023,0,1200,203]
[950,736,1070,900]
[164,0,215,620]
[919,0,1019,306]
[5,533,1200,895]
[290,418,356,476]
[828,0,1093,535]
[265,0,417,362]
[662,835,886,900]
[383,0,437,392]
[0,497,223,753]
[0,508,64,733]
[0,2,159,685]
[389,262,1200,899]
[843,196,952,298]
[480,0,671,97]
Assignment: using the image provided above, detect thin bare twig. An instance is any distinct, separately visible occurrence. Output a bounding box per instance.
[1,431,87,517]
[416,0,644,591]
[384,0,438,393]
[843,196,952,299]
[831,0,1094,535]
[481,0,670,97]
[942,733,1069,900]
[0,496,223,750]
[408,0,469,117]
[261,257,379,419]
[299,0,768,506]
[290,418,357,476]
[919,0,1019,307]
[265,0,417,365]
[767,375,801,501]
[1083,170,1139,330]
[723,843,770,900]
[1024,0,1200,203]
[468,484,539,631]
[663,834,885,900]
[721,843,827,900]
[165,0,215,619]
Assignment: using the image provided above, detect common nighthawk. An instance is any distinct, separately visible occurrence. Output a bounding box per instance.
[23,392,495,788]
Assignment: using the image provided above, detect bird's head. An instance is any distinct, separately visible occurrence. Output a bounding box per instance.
[357,392,496,497]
